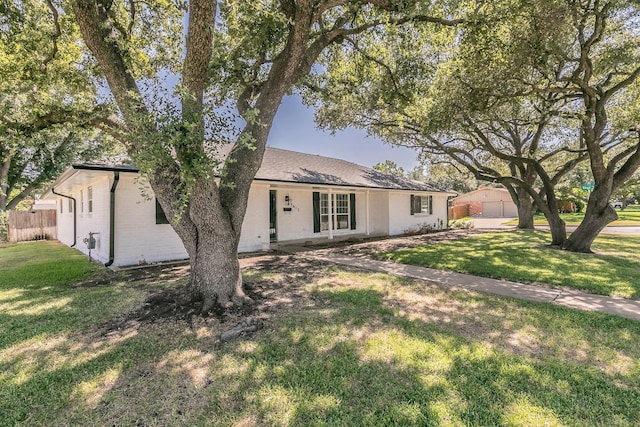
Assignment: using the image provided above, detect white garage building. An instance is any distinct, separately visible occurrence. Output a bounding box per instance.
[451,187,518,218]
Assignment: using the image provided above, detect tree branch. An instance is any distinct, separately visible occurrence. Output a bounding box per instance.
[42,0,62,71]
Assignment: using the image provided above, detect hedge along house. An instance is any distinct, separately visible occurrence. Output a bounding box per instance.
[43,147,453,268]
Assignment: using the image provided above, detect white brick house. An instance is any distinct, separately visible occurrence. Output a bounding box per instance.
[44,147,453,267]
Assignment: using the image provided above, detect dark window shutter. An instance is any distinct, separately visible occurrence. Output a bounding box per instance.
[155,199,170,224]
[412,195,422,214]
[429,195,433,214]
[350,193,356,230]
[313,192,320,233]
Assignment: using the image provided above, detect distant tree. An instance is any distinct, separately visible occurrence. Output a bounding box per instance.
[0,0,119,211]
[373,160,405,177]
[408,163,477,194]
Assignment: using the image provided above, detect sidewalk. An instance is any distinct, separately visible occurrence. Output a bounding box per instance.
[280,245,640,322]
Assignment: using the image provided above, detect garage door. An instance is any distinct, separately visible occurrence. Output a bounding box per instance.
[482,201,503,217]
[503,202,518,217]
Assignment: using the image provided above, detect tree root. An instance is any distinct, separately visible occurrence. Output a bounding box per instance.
[218,316,259,343]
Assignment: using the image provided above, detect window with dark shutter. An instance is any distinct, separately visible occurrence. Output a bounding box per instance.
[312,192,320,233]
[155,199,170,224]
[412,195,423,214]
[350,193,356,229]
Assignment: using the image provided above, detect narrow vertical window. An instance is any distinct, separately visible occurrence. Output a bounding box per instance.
[87,186,93,213]
[60,199,63,213]
[68,198,73,213]
[80,190,84,213]
[320,193,329,231]
[335,193,349,229]
[412,195,422,214]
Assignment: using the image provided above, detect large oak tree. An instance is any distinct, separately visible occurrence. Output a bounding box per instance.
[309,0,640,251]
[67,0,462,312]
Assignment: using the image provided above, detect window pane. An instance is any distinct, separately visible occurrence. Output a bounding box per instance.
[335,194,348,214]
[320,193,329,230]
[336,214,349,229]
[320,193,329,214]
[421,196,430,213]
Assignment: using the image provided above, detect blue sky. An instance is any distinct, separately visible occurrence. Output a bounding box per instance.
[268,95,420,171]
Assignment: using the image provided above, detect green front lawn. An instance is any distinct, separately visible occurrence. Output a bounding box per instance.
[505,205,640,226]
[2,241,639,426]
[381,230,640,299]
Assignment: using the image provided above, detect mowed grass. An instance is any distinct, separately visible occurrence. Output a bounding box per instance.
[381,230,640,299]
[2,242,640,426]
[506,205,640,226]
[0,242,148,349]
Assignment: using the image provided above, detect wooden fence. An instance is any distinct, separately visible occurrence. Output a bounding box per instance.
[448,204,470,220]
[9,210,57,242]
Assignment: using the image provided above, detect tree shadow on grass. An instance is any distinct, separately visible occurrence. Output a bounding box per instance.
[381,230,640,299]
[225,285,640,426]
[4,258,639,425]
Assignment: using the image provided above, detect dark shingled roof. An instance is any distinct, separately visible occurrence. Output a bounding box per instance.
[255,147,440,191]
[73,147,444,192]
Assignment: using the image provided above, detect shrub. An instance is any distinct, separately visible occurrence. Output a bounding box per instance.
[0,211,8,242]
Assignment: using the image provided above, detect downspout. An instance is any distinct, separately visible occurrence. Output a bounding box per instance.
[51,188,77,247]
[104,171,119,267]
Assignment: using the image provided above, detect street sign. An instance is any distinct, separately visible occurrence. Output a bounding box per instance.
[581,182,595,191]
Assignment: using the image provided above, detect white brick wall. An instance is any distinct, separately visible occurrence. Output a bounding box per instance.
[388,192,448,235]
[53,171,450,267]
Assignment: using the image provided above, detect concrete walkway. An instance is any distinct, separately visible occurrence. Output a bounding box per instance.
[280,246,640,322]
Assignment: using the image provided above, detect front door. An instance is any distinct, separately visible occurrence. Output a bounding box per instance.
[269,190,277,242]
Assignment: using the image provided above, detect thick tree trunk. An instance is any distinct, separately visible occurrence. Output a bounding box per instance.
[171,179,252,313]
[534,203,566,246]
[545,211,567,247]
[515,188,534,229]
[188,228,247,312]
[563,194,617,253]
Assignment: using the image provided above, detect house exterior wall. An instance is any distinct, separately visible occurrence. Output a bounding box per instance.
[56,175,112,264]
[272,187,315,242]
[273,187,383,242]
[53,171,451,267]
[388,192,448,235]
[57,196,75,248]
[238,185,270,252]
[113,174,188,266]
[453,188,511,203]
[367,191,390,235]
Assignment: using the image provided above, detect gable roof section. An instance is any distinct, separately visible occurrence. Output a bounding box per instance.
[59,147,448,193]
[255,148,441,191]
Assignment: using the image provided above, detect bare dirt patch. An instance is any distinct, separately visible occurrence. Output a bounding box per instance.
[88,230,483,342]
[89,254,342,342]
